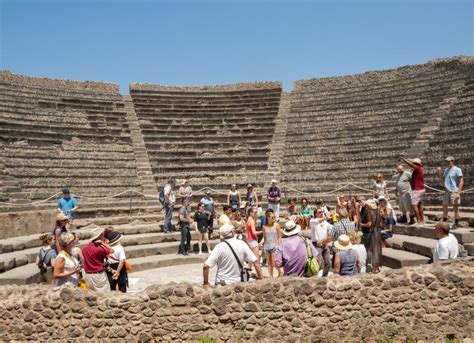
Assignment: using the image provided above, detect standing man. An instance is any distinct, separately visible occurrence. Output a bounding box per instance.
[203,224,263,286]
[200,190,216,237]
[357,196,372,250]
[400,157,425,225]
[395,165,415,225]
[436,156,464,230]
[267,179,281,219]
[57,188,78,222]
[163,177,177,233]
[433,221,459,262]
[309,209,333,276]
[82,228,112,292]
[178,199,193,255]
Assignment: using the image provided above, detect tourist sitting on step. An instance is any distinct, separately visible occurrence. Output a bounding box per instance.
[200,190,216,237]
[36,233,56,284]
[436,156,464,230]
[400,157,425,225]
[267,179,281,219]
[227,184,241,212]
[53,232,80,287]
[378,196,394,248]
[203,224,263,286]
[287,198,300,223]
[349,231,367,273]
[163,178,177,233]
[81,228,112,292]
[231,208,246,240]
[178,179,193,212]
[52,212,70,253]
[178,199,193,256]
[57,188,78,223]
[275,220,319,277]
[244,184,259,212]
[395,165,415,225]
[433,221,459,262]
[299,197,312,230]
[105,231,129,293]
[333,234,361,277]
[194,203,212,255]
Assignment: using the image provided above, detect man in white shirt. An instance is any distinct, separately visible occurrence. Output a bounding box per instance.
[163,177,177,233]
[309,209,333,276]
[203,224,263,286]
[433,221,459,262]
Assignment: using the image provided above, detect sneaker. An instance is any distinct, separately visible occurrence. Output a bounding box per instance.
[183,252,189,256]
[451,223,458,230]
[198,251,202,255]
[208,249,212,254]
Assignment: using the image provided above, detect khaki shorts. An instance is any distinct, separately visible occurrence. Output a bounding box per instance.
[443,191,460,206]
[398,192,412,213]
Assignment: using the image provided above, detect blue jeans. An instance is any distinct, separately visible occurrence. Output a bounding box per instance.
[179,224,191,254]
[164,203,173,232]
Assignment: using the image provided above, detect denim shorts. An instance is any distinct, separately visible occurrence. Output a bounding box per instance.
[248,240,258,249]
[263,246,276,254]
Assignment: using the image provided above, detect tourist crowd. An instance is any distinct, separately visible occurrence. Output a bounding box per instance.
[39,156,463,289]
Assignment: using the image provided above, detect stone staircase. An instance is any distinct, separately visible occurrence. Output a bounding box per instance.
[122,95,159,200]
[403,80,467,159]
[267,92,291,178]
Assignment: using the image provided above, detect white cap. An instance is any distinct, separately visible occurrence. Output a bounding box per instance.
[219,224,234,237]
[271,179,277,184]
[378,195,387,201]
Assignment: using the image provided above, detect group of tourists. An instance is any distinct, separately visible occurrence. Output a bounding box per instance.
[37,189,130,292]
[39,155,463,290]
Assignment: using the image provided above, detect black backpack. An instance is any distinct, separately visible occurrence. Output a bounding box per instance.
[159,189,165,205]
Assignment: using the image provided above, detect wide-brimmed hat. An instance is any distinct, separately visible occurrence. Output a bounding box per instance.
[335,234,352,251]
[90,228,104,242]
[446,156,455,162]
[377,195,387,202]
[411,158,422,165]
[108,231,123,246]
[56,213,69,222]
[283,220,301,236]
[219,224,234,237]
[240,201,247,209]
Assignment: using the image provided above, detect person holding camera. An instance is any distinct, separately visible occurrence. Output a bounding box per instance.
[36,233,57,284]
[81,228,112,292]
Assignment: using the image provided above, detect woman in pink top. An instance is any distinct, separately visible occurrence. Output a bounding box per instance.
[246,207,261,273]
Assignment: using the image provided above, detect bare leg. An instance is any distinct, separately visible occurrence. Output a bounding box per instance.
[204,233,211,253]
[251,246,261,274]
[412,205,421,224]
[198,232,203,254]
[442,205,449,219]
[265,252,273,278]
[453,203,460,221]
[418,204,424,224]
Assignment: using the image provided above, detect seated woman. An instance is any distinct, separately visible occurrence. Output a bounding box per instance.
[287,198,300,224]
[333,234,361,276]
[349,231,367,273]
[232,209,247,240]
[378,197,394,247]
[299,197,312,230]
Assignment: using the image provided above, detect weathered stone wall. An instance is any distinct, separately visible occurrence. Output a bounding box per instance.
[0,209,56,240]
[130,81,282,92]
[0,70,119,93]
[0,260,472,342]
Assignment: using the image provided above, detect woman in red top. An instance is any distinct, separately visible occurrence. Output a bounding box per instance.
[400,157,425,225]
[246,207,261,273]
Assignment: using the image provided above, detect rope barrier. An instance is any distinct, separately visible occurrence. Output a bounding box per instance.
[0,182,472,207]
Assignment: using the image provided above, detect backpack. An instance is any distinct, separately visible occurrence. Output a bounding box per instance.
[159,188,165,205]
[301,237,319,277]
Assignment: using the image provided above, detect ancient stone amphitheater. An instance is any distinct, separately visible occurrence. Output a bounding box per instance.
[0,56,473,341]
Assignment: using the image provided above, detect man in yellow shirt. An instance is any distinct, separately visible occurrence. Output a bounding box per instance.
[218,205,233,228]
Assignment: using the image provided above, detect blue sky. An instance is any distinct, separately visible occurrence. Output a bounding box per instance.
[0,0,472,92]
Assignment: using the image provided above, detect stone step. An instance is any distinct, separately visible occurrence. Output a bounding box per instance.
[389,234,437,259]
[393,224,474,244]
[128,254,207,273]
[381,248,430,269]
[0,263,41,285]
[124,240,219,259]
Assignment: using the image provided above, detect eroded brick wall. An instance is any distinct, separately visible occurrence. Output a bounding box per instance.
[0,260,472,341]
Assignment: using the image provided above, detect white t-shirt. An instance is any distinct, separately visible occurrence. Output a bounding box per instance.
[164,185,176,204]
[108,245,126,263]
[309,218,332,244]
[352,244,367,273]
[205,237,257,285]
[433,234,459,262]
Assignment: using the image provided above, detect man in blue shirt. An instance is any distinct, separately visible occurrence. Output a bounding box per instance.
[436,156,464,230]
[57,188,78,221]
